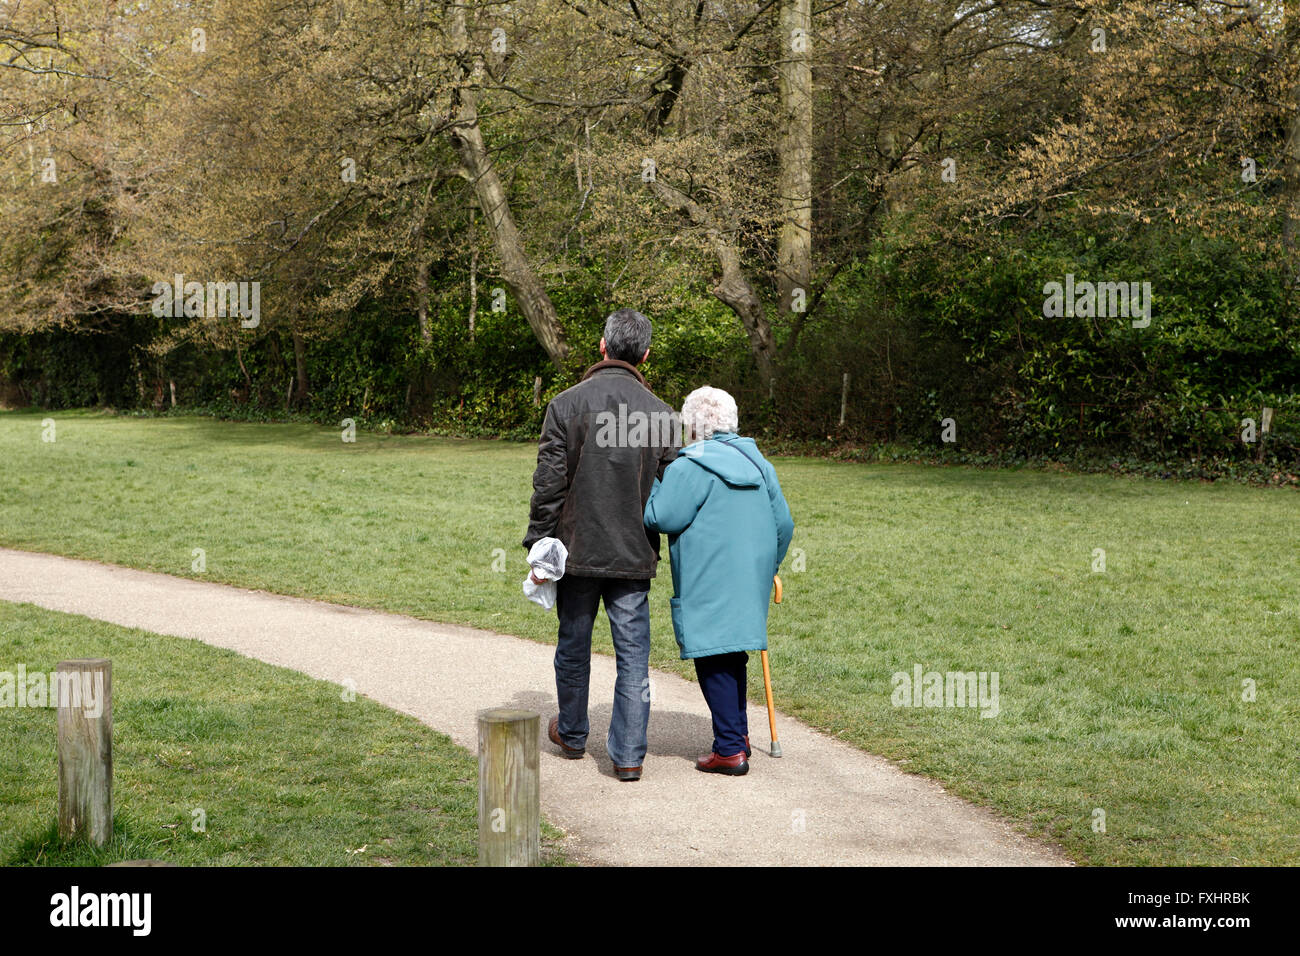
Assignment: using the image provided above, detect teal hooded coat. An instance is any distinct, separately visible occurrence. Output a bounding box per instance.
[643,432,795,659]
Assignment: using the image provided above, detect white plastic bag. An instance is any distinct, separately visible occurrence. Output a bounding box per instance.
[522,537,568,609]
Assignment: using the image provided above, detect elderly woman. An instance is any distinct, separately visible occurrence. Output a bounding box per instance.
[644,386,794,775]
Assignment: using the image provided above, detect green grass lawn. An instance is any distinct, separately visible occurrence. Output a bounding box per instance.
[0,600,566,865]
[1,408,1297,865]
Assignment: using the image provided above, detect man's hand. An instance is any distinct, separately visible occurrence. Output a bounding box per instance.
[529,569,548,585]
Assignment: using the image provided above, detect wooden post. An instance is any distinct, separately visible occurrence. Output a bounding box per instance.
[477,708,539,866]
[56,659,112,846]
[839,372,850,427]
[533,375,543,408]
[1257,406,1274,463]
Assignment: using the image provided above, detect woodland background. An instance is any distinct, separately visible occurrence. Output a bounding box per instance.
[1,0,1297,476]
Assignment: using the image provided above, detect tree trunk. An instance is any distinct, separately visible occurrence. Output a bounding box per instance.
[468,251,479,338]
[446,8,569,369]
[649,180,776,392]
[1283,11,1300,284]
[415,181,433,345]
[235,336,252,396]
[416,258,431,344]
[776,0,813,313]
[291,328,309,406]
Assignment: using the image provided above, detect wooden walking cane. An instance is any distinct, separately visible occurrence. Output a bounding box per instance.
[763,575,783,757]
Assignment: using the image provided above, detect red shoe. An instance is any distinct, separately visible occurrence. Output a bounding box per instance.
[696,751,749,775]
[744,735,751,758]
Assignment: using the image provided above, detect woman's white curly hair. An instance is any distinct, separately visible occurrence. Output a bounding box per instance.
[681,386,739,441]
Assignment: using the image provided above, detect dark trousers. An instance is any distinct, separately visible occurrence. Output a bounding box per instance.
[694,651,749,757]
[554,575,652,768]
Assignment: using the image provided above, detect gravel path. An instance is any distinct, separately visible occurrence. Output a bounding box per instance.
[0,547,1067,866]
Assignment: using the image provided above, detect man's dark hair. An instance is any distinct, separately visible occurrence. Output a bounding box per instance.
[603,309,652,365]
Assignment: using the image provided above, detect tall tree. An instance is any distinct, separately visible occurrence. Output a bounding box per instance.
[775,0,812,314]
[445,2,570,369]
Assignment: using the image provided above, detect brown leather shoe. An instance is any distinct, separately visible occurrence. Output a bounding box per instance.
[614,766,642,782]
[744,734,751,758]
[548,716,585,759]
[696,751,749,775]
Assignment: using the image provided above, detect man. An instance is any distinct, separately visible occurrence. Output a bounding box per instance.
[524,309,678,782]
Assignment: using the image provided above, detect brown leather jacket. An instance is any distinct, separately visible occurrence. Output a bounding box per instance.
[523,360,679,579]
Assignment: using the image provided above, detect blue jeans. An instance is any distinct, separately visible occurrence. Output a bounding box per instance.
[694,652,749,757]
[554,575,652,768]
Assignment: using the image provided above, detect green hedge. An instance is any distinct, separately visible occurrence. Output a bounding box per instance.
[2,223,1295,475]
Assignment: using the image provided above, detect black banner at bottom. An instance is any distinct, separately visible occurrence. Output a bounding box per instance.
[0,865,1274,942]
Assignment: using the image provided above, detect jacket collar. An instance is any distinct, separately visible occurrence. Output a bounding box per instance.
[581,358,646,386]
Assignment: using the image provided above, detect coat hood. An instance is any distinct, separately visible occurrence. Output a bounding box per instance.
[681,433,763,488]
